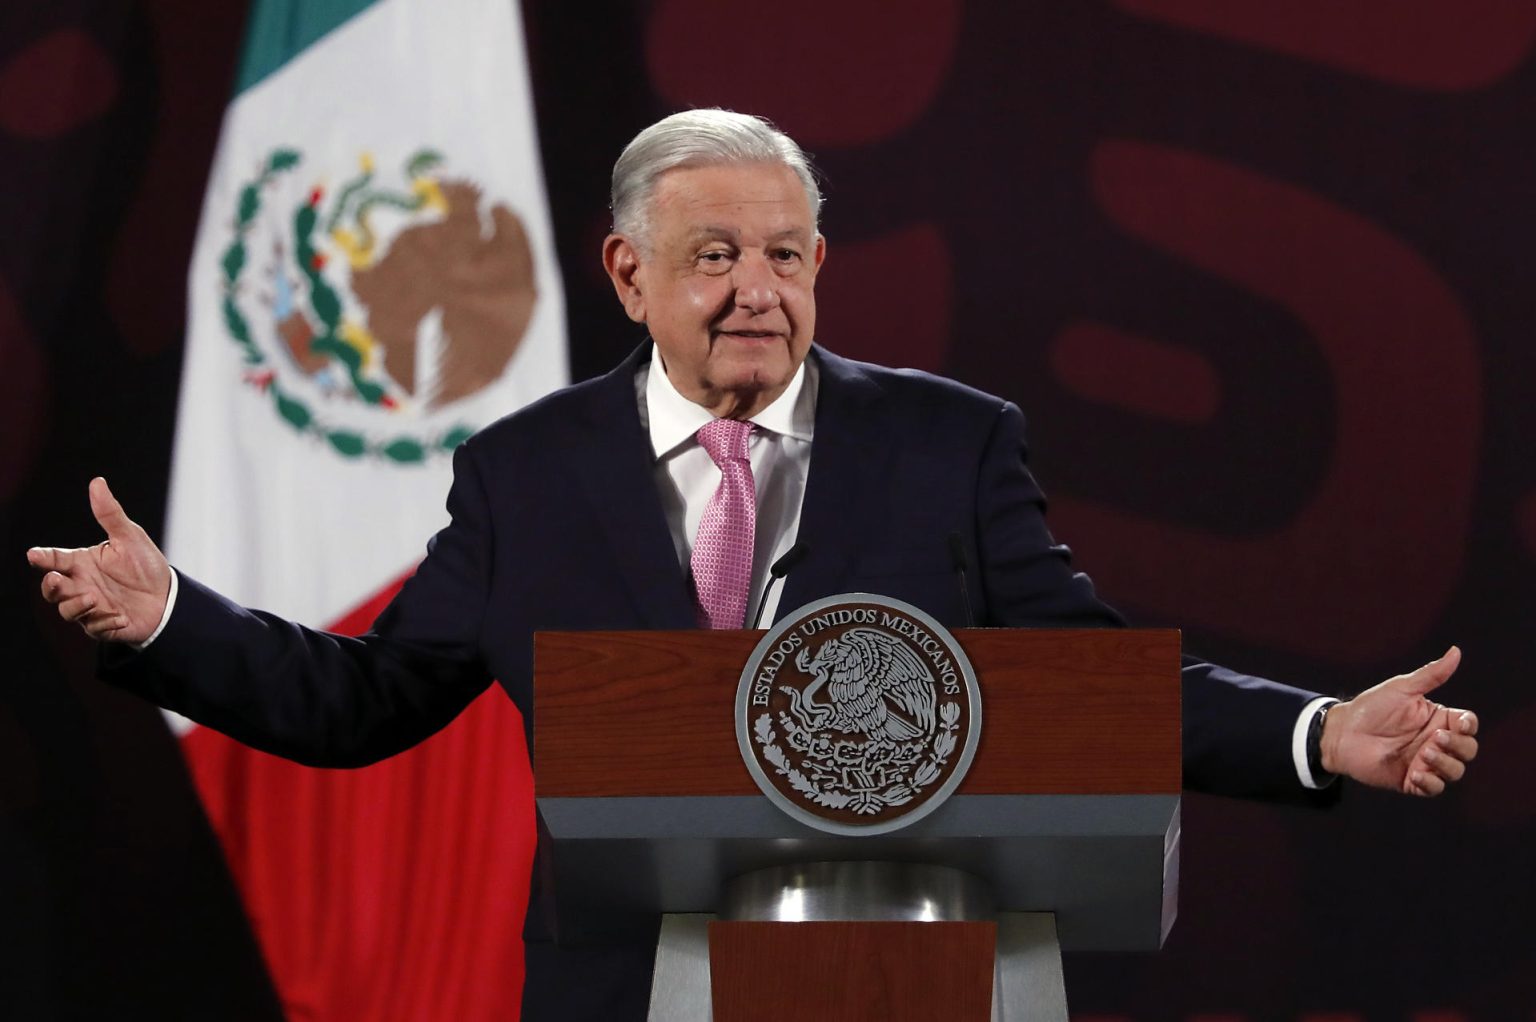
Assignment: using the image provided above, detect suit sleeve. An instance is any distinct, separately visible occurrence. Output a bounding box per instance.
[971,402,1125,629]
[972,401,1335,803]
[100,442,496,767]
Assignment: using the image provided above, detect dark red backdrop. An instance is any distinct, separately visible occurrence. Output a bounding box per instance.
[3,1,1533,1018]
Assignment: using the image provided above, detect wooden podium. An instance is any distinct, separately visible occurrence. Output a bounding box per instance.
[533,627,1181,1021]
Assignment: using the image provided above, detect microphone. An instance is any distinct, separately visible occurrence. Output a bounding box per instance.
[750,541,810,629]
[947,531,976,627]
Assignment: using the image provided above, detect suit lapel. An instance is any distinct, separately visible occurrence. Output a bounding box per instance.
[571,344,892,628]
[777,347,892,618]
[571,344,696,629]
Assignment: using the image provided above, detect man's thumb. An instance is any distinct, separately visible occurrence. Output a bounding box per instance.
[88,477,132,539]
[1396,645,1461,696]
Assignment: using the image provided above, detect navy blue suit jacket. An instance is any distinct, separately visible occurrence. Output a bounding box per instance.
[108,343,1325,801]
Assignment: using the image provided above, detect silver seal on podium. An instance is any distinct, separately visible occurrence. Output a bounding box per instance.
[736,594,982,836]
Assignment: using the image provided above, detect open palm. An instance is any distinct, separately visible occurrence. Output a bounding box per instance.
[28,477,171,643]
[1322,648,1479,797]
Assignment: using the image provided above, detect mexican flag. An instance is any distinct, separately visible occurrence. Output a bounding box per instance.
[167,0,563,1016]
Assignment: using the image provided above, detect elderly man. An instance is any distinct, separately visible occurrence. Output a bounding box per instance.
[30,110,1478,1020]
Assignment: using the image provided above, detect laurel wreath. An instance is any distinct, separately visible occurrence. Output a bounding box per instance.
[753,701,962,816]
[219,148,476,463]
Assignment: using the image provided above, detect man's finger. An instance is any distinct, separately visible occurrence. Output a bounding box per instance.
[1393,645,1461,697]
[83,613,131,641]
[1408,770,1446,797]
[58,593,99,623]
[1420,743,1467,784]
[1433,729,1479,763]
[1454,709,1479,737]
[27,546,78,574]
[39,570,82,604]
[88,477,134,542]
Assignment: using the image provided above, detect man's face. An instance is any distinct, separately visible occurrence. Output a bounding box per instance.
[604,162,826,419]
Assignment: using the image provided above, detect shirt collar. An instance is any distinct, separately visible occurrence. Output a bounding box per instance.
[644,348,817,460]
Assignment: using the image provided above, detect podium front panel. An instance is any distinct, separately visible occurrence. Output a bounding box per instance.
[538,792,1179,951]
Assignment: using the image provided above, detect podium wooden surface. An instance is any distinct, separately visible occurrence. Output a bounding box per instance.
[535,627,1180,797]
[708,920,997,1022]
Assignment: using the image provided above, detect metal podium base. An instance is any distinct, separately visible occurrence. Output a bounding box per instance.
[993,913,1069,1022]
[647,863,1068,1021]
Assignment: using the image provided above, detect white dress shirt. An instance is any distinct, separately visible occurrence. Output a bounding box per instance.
[637,353,816,629]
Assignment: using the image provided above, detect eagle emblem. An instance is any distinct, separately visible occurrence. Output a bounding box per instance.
[216,147,536,463]
[737,595,981,835]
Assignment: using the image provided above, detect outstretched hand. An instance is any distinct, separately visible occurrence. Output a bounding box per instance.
[1321,647,1479,797]
[27,477,171,644]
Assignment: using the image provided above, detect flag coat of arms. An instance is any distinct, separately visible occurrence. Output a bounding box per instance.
[167,0,563,1016]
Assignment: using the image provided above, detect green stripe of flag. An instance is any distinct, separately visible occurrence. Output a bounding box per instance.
[234,0,379,94]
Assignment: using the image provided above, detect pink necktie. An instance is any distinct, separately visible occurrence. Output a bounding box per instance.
[692,419,756,629]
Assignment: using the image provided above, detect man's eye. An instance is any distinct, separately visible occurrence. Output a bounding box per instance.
[773,249,801,262]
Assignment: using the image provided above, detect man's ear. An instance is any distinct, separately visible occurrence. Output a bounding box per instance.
[602,234,647,323]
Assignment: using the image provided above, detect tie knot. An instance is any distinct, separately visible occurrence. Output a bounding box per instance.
[696,418,754,466]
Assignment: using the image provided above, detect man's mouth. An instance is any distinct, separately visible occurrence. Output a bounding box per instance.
[716,330,779,341]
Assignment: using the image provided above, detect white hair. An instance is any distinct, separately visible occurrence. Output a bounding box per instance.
[610,109,822,247]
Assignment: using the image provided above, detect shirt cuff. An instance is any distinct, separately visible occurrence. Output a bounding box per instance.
[1292,695,1340,789]
[134,568,179,650]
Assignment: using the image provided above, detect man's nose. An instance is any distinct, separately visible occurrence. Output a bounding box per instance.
[732,255,782,313]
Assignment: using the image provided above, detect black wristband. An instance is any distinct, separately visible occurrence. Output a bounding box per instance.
[1306,700,1339,786]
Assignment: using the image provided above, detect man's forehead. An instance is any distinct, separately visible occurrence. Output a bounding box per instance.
[681,223,814,245]
[651,164,813,224]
